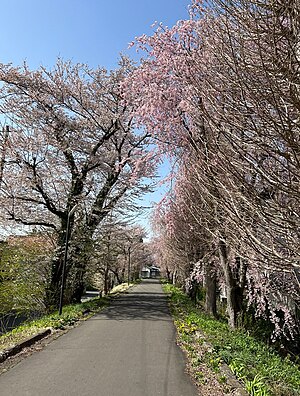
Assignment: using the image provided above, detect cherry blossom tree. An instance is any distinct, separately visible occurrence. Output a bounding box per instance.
[0,58,155,309]
[124,0,300,337]
[86,219,148,294]
[153,166,219,315]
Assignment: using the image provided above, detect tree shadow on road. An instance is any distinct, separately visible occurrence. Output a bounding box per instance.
[92,293,172,321]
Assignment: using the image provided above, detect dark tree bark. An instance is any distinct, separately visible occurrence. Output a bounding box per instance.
[219,240,246,328]
[204,262,217,317]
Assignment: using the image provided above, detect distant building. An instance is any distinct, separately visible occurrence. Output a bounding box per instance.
[141,266,151,278]
[141,265,160,279]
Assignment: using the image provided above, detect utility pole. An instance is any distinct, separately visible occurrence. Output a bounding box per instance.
[127,245,131,286]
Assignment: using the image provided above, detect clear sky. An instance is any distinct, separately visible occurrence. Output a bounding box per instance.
[0,0,191,234]
[1,0,191,70]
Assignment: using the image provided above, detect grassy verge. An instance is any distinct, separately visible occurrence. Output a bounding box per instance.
[0,297,109,352]
[163,283,300,396]
[0,282,135,352]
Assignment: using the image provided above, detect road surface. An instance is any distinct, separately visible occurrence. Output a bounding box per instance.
[0,279,198,396]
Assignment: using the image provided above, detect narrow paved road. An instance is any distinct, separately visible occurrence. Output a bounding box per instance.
[0,280,198,396]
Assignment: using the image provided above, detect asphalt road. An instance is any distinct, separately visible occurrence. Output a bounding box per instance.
[0,279,198,396]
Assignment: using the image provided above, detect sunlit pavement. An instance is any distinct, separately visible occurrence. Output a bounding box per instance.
[0,279,198,396]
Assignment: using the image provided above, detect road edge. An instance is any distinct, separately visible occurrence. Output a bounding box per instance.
[0,328,52,363]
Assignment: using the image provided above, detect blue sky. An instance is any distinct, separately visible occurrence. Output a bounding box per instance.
[0,0,191,234]
[1,0,191,70]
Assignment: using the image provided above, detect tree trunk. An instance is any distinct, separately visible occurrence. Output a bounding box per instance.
[45,228,68,311]
[165,267,171,282]
[219,240,241,328]
[104,264,109,295]
[70,262,86,303]
[188,279,199,303]
[44,213,80,310]
[110,269,122,285]
[70,209,110,302]
[121,266,126,283]
[204,262,217,317]
[45,262,62,312]
[69,227,93,303]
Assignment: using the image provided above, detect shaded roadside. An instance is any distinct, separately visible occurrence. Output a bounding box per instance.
[0,279,198,396]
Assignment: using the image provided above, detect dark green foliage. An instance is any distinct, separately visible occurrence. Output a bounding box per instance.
[0,239,50,315]
[164,284,300,396]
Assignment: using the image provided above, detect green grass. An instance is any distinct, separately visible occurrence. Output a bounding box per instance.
[0,281,136,352]
[163,283,300,396]
[0,296,109,352]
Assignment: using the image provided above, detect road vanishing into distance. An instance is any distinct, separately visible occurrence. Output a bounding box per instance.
[0,279,198,396]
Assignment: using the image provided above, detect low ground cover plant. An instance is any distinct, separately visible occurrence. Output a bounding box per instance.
[0,281,137,353]
[164,283,300,396]
[0,279,144,355]
[0,296,109,352]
